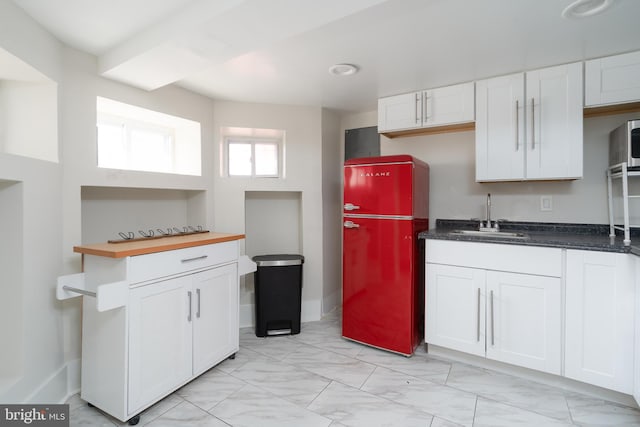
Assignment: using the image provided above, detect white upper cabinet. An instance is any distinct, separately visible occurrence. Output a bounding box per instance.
[378,92,422,132]
[476,62,583,182]
[425,82,475,127]
[585,50,640,107]
[378,82,474,133]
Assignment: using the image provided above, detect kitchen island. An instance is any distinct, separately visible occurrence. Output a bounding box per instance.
[58,232,252,425]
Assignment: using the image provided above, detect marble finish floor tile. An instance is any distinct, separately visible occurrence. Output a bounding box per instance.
[281,345,376,388]
[230,356,331,406]
[210,384,331,427]
[355,344,452,384]
[565,393,640,426]
[67,311,640,427]
[308,381,433,427]
[473,398,575,427]
[361,366,477,426]
[145,401,228,427]
[445,362,573,422]
[176,369,246,411]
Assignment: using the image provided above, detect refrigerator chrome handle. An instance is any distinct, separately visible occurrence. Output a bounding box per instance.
[344,220,360,229]
[344,203,361,211]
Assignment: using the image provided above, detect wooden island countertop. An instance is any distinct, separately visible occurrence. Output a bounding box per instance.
[74,232,245,258]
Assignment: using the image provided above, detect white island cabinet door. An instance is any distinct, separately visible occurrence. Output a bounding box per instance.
[128,275,193,415]
[192,263,239,376]
[485,271,562,375]
[426,263,486,357]
[565,250,635,394]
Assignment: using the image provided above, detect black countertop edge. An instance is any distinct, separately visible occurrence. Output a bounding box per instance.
[420,219,639,254]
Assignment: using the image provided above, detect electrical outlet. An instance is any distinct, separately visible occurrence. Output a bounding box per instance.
[540,195,553,212]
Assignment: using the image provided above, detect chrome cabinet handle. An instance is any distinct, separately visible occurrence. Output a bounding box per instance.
[187,291,192,322]
[181,255,208,263]
[490,290,495,346]
[424,93,430,122]
[515,100,519,151]
[344,203,360,211]
[531,98,535,150]
[477,288,481,342]
[344,220,360,229]
[415,93,421,124]
[196,288,201,318]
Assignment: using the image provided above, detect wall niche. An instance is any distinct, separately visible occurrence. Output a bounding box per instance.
[81,186,206,244]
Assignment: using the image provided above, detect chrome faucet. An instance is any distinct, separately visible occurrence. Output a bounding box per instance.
[479,193,499,232]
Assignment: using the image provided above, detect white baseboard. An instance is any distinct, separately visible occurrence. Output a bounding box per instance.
[24,364,69,404]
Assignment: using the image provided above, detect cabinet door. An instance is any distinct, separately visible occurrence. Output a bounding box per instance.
[128,276,193,414]
[426,263,486,357]
[475,73,525,181]
[192,263,239,376]
[585,50,640,107]
[565,250,635,394]
[377,92,422,132]
[485,271,561,375]
[525,62,583,180]
[424,82,475,127]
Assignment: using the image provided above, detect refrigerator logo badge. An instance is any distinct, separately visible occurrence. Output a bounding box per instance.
[360,171,391,177]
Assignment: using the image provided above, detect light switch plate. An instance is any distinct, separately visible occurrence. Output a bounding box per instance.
[540,195,553,211]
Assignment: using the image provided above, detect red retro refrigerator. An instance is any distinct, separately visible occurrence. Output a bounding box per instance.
[342,155,429,356]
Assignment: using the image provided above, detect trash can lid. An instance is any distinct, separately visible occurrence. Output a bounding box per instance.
[252,254,304,267]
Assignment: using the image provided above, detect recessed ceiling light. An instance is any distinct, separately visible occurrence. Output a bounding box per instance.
[561,0,616,19]
[328,63,359,76]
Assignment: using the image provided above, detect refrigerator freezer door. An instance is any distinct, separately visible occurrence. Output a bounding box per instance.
[342,217,425,355]
[344,161,414,217]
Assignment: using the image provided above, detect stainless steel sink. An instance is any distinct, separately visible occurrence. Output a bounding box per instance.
[448,229,529,239]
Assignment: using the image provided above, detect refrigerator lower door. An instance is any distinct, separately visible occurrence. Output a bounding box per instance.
[342,216,425,355]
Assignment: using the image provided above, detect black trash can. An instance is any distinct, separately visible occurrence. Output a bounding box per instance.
[252,254,304,337]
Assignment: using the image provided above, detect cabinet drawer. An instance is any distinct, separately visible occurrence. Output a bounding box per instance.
[426,240,562,277]
[127,241,238,284]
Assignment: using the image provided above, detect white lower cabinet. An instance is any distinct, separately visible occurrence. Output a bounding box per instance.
[426,240,562,375]
[565,249,635,394]
[128,263,238,415]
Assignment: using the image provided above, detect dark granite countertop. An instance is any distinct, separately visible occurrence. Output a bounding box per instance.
[420,219,640,256]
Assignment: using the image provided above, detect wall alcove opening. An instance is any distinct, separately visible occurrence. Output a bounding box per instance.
[0,180,24,392]
[80,186,207,244]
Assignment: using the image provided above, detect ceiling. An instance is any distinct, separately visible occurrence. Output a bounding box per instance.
[9,0,640,113]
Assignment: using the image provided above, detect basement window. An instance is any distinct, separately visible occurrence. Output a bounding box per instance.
[222,127,284,178]
[96,97,201,176]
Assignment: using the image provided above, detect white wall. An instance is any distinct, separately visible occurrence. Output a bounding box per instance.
[0,80,58,163]
[343,110,640,228]
[0,1,65,404]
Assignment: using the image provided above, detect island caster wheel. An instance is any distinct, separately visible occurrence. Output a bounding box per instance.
[128,415,140,425]
[228,353,236,360]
